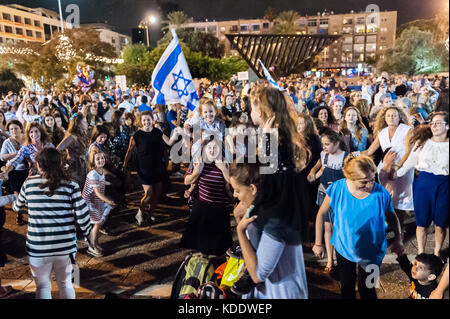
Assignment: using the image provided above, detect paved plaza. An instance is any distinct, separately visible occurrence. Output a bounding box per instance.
[1,174,448,300]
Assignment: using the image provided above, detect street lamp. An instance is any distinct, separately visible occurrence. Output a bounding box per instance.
[142,16,157,47]
[57,0,64,32]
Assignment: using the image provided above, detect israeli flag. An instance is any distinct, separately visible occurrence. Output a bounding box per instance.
[151,29,199,111]
[258,59,283,91]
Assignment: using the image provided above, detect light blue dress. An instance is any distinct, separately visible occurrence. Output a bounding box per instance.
[243,223,308,299]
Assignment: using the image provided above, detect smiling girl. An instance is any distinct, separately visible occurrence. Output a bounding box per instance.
[123,111,181,225]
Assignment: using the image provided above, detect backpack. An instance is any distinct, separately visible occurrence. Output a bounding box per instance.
[171,253,216,299]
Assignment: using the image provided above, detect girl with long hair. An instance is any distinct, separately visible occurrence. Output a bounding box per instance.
[312,105,339,132]
[307,127,349,273]
[12,148,93,299]
[123,111,181,225]
[57,113,89,188]
[361,106,414,235]
[43,114,65,146]
[229,85,312,298]
[339,106,369,152]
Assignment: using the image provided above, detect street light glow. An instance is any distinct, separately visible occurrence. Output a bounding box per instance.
[149,16,156,24]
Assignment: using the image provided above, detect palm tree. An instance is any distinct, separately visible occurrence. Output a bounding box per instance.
[162,11,191,32]
[273,10,300,34]
[264,6,277,22]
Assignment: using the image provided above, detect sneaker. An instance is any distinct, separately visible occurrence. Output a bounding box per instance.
[87,246,103,257]
[135,210,144,226]
[230,270,256,296]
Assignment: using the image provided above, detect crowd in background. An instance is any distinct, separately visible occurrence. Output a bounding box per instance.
[0,70,448,299]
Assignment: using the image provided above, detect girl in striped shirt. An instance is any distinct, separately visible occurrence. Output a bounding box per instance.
[12,148,93,299]
[82,150,116,257]
[180,137,233,256]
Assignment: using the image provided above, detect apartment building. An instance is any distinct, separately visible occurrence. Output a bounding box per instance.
[176,9,396,72]
[82,23,131,56]
[173,18,274,56]
[0,4,72,45]
[306,10,397,72]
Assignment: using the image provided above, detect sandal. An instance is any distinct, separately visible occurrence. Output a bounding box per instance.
[324,264,336,274]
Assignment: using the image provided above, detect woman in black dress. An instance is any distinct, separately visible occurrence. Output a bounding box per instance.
[123,111,181,225]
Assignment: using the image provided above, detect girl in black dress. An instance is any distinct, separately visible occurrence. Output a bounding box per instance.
[123,111,181,225]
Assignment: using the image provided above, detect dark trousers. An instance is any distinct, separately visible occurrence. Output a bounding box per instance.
[336,252,378,299]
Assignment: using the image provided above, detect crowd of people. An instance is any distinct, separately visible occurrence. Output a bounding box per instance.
[0,71,448,299]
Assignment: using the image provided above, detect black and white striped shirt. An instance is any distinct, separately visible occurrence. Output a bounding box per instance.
[13,175,92,258]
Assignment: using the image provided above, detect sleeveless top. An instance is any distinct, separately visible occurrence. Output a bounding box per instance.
[377,123,414,210]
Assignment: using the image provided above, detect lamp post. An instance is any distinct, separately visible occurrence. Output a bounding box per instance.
[57,0,64,33]
[143,16,156,47]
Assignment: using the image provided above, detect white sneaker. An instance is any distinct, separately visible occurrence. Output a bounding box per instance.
[135,210,144,226]
[87,246,103,257]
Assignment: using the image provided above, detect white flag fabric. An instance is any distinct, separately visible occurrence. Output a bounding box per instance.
[258,59,283,91]
[151,29,199,111]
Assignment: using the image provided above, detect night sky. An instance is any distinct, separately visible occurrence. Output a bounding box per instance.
[1,0,446,38]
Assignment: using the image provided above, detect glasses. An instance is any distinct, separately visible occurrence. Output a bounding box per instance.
[430,121,447,126]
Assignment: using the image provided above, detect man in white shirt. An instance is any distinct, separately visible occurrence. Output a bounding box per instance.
[117,94,134,113]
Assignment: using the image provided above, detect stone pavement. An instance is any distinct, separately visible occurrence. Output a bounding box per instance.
[0,175,448,300]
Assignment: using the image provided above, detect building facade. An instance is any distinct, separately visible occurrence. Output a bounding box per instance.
[0,4,72,45]
[175,9,396,72]
[306,10,397,72]
[172,18,274,56]
[0,4,131,57]
[82,23,131,56]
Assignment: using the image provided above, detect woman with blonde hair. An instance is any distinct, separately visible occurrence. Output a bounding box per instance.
[313,155,403,299]
[360,106,413,234]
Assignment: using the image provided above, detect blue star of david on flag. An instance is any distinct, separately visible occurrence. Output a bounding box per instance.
[171,70,192,98]
[151,29,199,111]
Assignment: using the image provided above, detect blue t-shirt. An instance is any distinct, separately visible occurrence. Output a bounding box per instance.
[326,179,394,267]
[138,103,153,112]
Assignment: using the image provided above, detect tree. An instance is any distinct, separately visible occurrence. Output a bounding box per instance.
[377,27,448,75]
[264,6,278,22]
[10,27,117,89]
[117,35,248,84]
[273,10,300,34]
[0,68,24,95]
[434,6,449,43]
[115,44,152,85]
[158,29,225,58]
[162,11,191,32]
